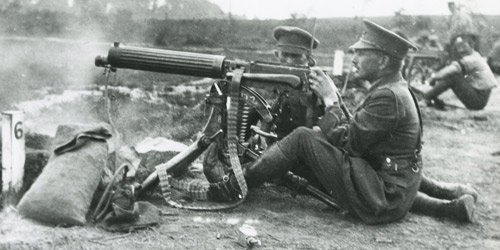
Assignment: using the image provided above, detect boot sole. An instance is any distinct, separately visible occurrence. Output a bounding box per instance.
[460,195,475,223]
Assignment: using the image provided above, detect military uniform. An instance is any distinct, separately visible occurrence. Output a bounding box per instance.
[270,72,422,224]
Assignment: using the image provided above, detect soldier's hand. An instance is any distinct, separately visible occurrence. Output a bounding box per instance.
[312,126,322,132]
[428,75,436,86]
[308,67,339,107]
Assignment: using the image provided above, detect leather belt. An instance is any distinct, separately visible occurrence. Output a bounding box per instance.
[371,154,422,173]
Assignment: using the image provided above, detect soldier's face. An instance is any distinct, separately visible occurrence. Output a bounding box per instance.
[352,50,382,81]
[454,40,473,57]
[275,51,309,66]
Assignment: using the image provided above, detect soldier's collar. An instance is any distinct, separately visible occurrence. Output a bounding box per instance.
[368,72,404,92]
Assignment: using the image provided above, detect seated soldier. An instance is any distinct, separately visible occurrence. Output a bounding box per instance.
[419,34,497,110]
[204,25,319,187]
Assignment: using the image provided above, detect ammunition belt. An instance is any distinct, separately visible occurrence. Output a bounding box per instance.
[156,71,248,211]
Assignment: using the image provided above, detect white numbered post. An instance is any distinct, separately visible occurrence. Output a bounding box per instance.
[332,50,345,76]
[2,111,26,194]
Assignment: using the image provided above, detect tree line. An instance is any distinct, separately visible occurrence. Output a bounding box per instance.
[1,3,499,54]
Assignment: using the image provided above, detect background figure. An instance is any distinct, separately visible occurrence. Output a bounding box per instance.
[487,35,500,75]
[447,1,476,41]
[428,34,444,51]
[419,34,497,110]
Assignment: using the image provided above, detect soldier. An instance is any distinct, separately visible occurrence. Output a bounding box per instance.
[447,1,476,40]
[272,26,319,67]
[270,26,321,139]
[428,34,444,51]
[203,26,319,195]
[419,34,497,110]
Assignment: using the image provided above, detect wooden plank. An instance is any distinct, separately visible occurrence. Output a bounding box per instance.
[1,111,26,201]
[332,50,345,76]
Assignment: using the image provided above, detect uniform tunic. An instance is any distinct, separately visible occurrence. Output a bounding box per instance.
[454,51,496,91]
[280,71,422,224]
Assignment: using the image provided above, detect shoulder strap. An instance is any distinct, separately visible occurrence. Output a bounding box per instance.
[408,88,424,153]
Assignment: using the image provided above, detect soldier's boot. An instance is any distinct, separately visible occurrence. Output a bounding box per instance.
[208,144,294,202]
[420,175,478,203]
[410,192,475,222]
[423,79,454,110]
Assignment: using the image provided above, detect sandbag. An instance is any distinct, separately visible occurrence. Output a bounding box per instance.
[17,123,112,226]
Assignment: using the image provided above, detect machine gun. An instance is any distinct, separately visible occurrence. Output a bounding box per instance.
[95,42,346,210]
[404,50,448,85]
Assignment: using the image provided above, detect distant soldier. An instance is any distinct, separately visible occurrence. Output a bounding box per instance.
[419,34,497,110]
[428,34,444,51]
[447,1,476,40]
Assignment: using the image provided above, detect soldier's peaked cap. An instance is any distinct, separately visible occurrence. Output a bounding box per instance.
[273,26,320,54]
[349,19,418,59]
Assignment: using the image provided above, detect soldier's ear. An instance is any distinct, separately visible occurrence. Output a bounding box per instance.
[378,54,390,70]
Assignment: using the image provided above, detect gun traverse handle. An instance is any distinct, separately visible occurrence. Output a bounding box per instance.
[250,125,278,140]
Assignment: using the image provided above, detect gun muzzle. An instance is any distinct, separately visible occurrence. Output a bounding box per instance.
[95,42,227,79]
[94,55,108,67]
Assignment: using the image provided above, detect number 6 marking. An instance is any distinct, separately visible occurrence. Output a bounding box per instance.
[14,121,23,139]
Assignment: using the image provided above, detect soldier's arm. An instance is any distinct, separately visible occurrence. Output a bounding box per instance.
[430,61,462,84]
[317,105,348,147]
[345,89,398,157]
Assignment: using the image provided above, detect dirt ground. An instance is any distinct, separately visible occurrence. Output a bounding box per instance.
[1,75,500,250]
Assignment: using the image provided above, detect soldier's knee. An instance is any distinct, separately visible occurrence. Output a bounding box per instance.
[290,126,314,138]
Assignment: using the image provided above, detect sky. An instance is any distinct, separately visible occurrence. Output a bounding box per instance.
[207,0,500,19]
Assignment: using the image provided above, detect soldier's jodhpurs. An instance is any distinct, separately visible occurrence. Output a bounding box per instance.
[424,75,491,110]
[244,127,350,207]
